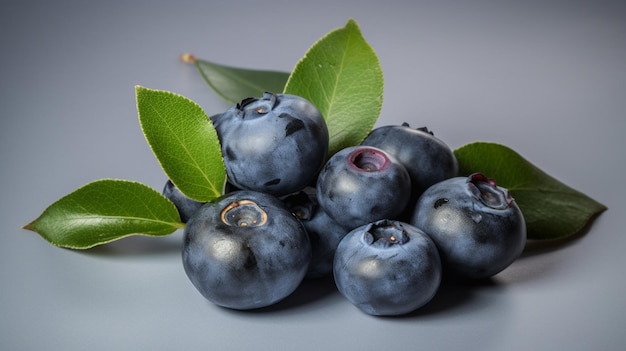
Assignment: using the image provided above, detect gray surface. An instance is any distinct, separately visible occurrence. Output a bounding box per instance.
[1,0,625,350]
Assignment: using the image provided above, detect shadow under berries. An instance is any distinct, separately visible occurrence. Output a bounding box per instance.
[383,276,504,319]
[222,275,340,315]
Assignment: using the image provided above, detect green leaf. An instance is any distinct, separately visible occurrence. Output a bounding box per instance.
[136,86,226,202]
[454,142,607,240]
[192,56,290,104]
[23,179,184,249]
[284,19,384,156]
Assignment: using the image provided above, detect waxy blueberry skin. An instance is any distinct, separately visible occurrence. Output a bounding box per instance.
[316,146,411,229]
[211,93,329,197]
[182,190,311,310]
[283,190,349,279]
[333,219,442,316]
[162,179,205,223]
[411,174,526,280]
[361,124,458,198]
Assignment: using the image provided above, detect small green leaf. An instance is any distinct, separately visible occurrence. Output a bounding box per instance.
[454,142,607,240]
[284,19,384,156]
[192,57,290,104]
[23,179,184,249]
[136,86,226,202]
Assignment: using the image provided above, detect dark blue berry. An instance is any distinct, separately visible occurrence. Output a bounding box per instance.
[316,146,411,229]
[211,93,328,196]
[333,219,442,316]
[162,179,205,223]
[283,190,349,279]
[182,190,311,309]
[410,173,526,280]
[361,123,458,198]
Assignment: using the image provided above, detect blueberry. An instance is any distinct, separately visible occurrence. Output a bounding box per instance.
[283,190,349,279]
[333,219,442,316]
[410,173,526,280]
[316,146,411,229]
[162,179,205,223]
[182,190,311,310]
[361,123,458,198]
[211,92,329,197]
[208,113,222,124]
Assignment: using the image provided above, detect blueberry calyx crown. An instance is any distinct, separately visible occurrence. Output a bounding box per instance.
[220,200,268,227]
[401,122,435,136]
[235,92,278,119]
[283,191,315,221]
[348,147,390,172]
[362,219,410,247]
[467,173,513,210]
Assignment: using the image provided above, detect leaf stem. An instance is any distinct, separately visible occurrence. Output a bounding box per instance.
[180,53,196,64]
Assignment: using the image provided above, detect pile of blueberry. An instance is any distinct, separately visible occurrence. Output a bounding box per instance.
[166,92,526,316]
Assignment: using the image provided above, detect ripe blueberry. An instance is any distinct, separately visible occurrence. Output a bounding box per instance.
[182,190,311,310]
[333,219,442,316]
[410,173,526,280]
[283,190,349,279]
[162,179,205,223]
[361,123,458,198]
[211,92,328,197]
[316,145,411,229]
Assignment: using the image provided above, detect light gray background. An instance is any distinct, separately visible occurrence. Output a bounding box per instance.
[2,0,625,350]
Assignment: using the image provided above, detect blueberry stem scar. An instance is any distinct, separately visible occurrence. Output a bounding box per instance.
[220,200,268,227]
